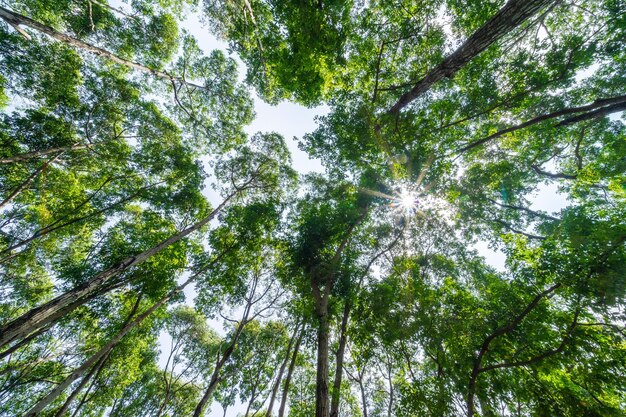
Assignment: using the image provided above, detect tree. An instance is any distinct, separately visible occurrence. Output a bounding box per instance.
[1,0,625,416]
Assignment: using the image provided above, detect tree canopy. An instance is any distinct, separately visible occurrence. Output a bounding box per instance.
[0,0,624,416]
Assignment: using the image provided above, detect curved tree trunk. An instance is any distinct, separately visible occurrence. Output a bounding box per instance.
[389,0,556,113]
[0,142,99,164]
[0,191,235,350]
[457,94,626,153]
[193,293,254,417]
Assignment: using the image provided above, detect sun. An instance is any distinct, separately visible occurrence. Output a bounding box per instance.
[398,189,417,210]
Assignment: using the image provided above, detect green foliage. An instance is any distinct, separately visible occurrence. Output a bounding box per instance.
[1,0,625,416]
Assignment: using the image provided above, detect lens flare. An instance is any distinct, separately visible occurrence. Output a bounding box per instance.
[398,190,417,210]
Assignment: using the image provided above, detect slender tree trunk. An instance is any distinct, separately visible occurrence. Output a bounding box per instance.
[266,323,301,417]
[59,296,145,417]
[389,0,555,113]
[330,303,351,417]
[23,275,197,416]
[358,375,368,417]
[386,362,394,417]
[52,350,110,417]
[0,152,62,210]
[0,143,99,164]
[193,306,251,417]
[315,305,330,417]
[1,181,162,262]
[0,324,52,361]
[69,351,111,417]
[193,364,222,417]
[244,385,258,417]
[0,191,235,350]
[313,210,368,417]
[90,0,139,21]
[278,331,303,417]
[0,6,203,89]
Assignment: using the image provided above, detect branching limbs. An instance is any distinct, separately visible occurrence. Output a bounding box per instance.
[467,282,562,417]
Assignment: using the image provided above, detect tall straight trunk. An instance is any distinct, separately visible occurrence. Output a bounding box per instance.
[329,303,351,417]
[0,191,235,350]
[193,303,252,417]
[312,209,368,417]
[55,296,142,417]
[53,349,110,417]
[315,308,330,417]
[0,7,203,89]
[358,376,368,417]
[23,273,199,416]
[69,350,111,417]
[389,0,555,113]
[278,332,303,417]
[0,142,100,164]
[0,152,62,210]
[193,360,225,417]
[265,323,301,417]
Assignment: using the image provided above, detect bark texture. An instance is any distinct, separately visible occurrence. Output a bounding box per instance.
[23,277,194,416]
[315,310,330,417]
[265,323,301,417]
[0,191,235,350]
[0,6,203,88]
[389,0,555,113]
[329,303,351,417]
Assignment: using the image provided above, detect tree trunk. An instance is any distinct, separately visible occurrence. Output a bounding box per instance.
[69,350,111,417]
[330,303,351,417]
[266,323,301,417]
[358,376,368,417]
[0,323,52,361]
[23,275,197,416]
[278,331,303,417]
[457,94,626,153]
[193,306,251,417]
[0,6,203,89]
[315,307,330,417]
[0,191,235,350]
[389,0,555,113]
[193,363,222,417]
[0,143,99,164]
[243,384,258,417]
[53,350,110,417]
[0,152,62,210]
[1,180,162,262]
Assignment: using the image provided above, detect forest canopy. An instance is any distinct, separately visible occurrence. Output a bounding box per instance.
[0,0,625,416]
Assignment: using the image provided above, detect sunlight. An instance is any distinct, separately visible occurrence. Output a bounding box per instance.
[398,189,418,210]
